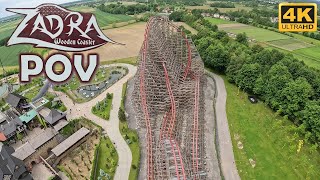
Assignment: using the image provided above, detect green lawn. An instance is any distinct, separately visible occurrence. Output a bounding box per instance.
[223,76,320,179]
[92,93,113,120]
[101,56,138,66]
[95,136,119,180]
[205,17,236,25]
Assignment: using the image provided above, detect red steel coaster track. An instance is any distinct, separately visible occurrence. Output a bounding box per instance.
[133,16,206,180]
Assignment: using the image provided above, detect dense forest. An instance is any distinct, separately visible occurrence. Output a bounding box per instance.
[170,10,320,147]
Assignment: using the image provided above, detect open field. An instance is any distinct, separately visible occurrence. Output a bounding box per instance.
[206,19,292,42]
[0,45,32,66]
[267,38,314,51]
[205,17,236,25]
[76,22,146,62]
[69,6,134,28]
[223,76,320,179]
[294,46,320,64]
[221,25,291,42]
[264,45,320,70]
[186,3,252,12]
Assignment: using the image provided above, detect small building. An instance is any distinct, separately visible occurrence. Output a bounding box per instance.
[5,93,29,113]
[0,143,33,180]
[12,128,58,169]
[38,107,67,126]
[49,127,90,166]
[213,13,220,18]
[0,117,25,142]
[19,109,38,127]
[270,17,278,23]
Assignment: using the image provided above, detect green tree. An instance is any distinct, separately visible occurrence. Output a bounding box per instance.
[205,44,230,72]
[118,108,126,121]
[169,11,184,21]
[279,77,314,118]
[235,63,261,92]
[236,32,248,46]
[301,101,320,142]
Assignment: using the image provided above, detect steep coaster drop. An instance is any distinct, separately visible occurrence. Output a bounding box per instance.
[132,16,206,180]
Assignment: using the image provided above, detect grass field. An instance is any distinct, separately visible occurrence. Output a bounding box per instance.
[186,3,252,12]
[69,6,134,27]
[223,76,320,179]
[293,46,320,62]
[0,45,33,66]
[223,26,291,42]
[95,136,119,180]
[267,38,314,51]
[205,17,236,25]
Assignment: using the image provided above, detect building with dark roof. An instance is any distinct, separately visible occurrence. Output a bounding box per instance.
[38,108,66,126]
[5,93,29,113]
[0,111,26,142]
[0,143,32,180]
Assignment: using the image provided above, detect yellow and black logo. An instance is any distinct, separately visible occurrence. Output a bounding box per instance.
[279,3,317,32]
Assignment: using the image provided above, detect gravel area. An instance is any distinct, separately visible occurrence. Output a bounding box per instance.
[125,78,147,180]
[204,76,221,180]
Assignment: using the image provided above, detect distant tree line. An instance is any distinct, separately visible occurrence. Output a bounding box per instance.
[169,10,320,147]
[97,3,151,15]
[154,0,205,6]
[210,2,235,8]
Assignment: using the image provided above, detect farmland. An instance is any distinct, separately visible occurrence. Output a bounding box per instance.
[186,3,252,13]
[267,38,314,51]
[74,22,146,62]
[205,17,320,69]
[69,6,134,28]
[221,25,291,42]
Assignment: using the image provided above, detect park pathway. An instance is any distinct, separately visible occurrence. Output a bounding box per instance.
[50,63,137,180]
[207,71,241,180]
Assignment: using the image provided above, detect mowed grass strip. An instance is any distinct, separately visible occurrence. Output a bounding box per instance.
[267,38,314,51]
[224,76,320,179]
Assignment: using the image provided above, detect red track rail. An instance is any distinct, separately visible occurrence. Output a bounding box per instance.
[140,17,155,180]
[162,62,186,180]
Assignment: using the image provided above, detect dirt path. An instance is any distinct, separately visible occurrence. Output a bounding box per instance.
[50,63,137,180]
[207,71,240,180]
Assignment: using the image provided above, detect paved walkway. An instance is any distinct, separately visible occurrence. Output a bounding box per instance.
[208,72,240,180]
[50,63,137,180]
